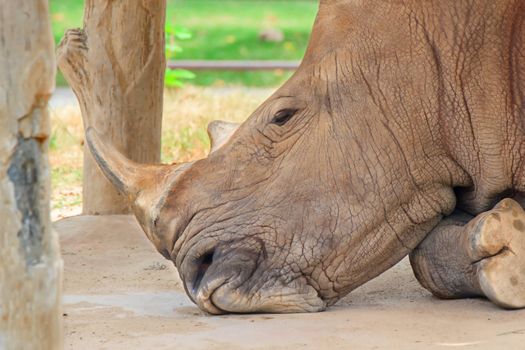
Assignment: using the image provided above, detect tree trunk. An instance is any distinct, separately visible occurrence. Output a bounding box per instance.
[57,0,166,215]
[0,0,63,348]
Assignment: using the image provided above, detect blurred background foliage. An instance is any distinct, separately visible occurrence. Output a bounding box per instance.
[49,0,318,87]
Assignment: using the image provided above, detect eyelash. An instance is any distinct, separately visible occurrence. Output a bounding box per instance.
[271,109,297,126]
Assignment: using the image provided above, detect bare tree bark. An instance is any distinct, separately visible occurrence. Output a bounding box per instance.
[57,0,166,214]
[0,0,63,348]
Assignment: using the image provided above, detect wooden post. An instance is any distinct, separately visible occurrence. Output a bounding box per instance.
[0,0,63,348]
[57,0,166,215]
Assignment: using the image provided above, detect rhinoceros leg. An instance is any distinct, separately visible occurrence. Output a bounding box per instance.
[409,198,525,309]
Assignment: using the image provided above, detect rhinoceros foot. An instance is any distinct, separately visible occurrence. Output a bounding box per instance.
[409,198,525,309]
[473,199,525,309]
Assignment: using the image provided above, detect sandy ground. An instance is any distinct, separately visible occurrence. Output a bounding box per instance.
[54,215,525,349]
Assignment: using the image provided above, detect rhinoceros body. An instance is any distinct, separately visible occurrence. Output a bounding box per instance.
[85,0,525,313]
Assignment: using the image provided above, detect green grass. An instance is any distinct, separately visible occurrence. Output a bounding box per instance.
[49,0,318,87]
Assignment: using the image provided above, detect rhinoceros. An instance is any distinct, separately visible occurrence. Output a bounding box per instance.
[84,0,525,314]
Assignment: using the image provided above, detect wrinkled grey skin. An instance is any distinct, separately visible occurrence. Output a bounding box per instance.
[86,0,525,313]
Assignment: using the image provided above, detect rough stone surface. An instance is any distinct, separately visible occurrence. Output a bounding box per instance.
[0,0,63,348]
[56,215,525,350]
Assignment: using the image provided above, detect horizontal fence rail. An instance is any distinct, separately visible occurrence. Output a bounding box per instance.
[167,60,301,71]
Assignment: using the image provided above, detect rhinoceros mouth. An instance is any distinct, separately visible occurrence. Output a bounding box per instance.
[180,241,266,314]
[181,248,213,295]
[191,249,215,294]
[180,246,235,314]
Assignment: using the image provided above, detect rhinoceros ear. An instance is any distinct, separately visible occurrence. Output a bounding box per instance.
[207,120,240,153]
[85,127,170,200]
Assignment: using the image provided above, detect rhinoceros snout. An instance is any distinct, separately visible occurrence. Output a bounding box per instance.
[180,244,262,314]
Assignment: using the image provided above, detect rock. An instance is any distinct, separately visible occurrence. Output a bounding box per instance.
[259,28,285,42]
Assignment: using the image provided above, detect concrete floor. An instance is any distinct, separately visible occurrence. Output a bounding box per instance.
[55,215,525,349]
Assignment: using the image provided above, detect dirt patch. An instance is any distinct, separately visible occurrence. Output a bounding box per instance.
[55,215,525,350]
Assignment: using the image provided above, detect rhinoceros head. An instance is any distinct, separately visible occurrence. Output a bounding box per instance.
[85,0,486,313]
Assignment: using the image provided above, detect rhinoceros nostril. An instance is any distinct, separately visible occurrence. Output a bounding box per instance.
[193,249,215,293]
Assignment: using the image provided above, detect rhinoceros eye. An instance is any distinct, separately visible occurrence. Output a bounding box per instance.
[271,109,297,126]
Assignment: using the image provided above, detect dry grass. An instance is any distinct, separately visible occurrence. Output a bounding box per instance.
[49,86,271,220]
[161,86,271,162]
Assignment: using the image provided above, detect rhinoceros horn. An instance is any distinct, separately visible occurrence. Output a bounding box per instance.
[86,122,246,257]
[85,127,173,200]
[85,127,190,256]
[85,121,238,256]
[86,119,239,199]
[207,120,239,153]
[86,118,239,200]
